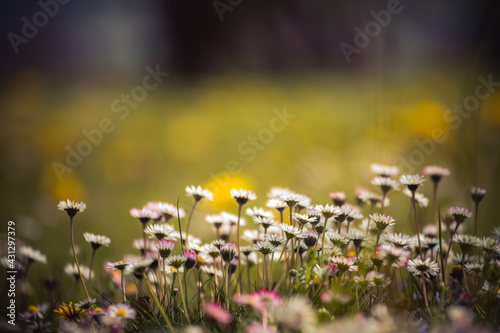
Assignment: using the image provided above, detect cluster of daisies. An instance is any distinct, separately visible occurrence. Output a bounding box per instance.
[10,164,500,332]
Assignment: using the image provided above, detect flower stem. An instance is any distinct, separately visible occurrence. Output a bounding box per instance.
[179,271,191,324]
[70,217,90,299]
[144,273,175,332]
[121,270,126,302]
[474,201,479,236]
[88,248,96,281]
[411,192,423,260]
[236,204,243,293]
[185,200,199,249]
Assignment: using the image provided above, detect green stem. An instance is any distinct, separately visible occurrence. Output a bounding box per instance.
[88,248,96,281]
[179,271,191,324]
[185,200,199,249]
[121,271,126,302]
[70,217,90,299]
[236,204,243,293]
[144,273,174,332]
[412,192,423,260]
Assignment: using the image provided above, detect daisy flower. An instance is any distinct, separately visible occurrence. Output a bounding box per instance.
[132,238,157,253]
[378,244,410,268]
[300,230,319,248]
[314,204,341,220]
[57,199,86,217]
[200,244,220,259]
[144,223,175,241]
[156,240,175,258]
[204,302,232,327]
[75,297,96,310]
[448,206,472,225]
[402,188,429,207]
[148,201,186,221]
[369,213,395,232]
[230,188,257,205]
[183,250,197,269]
[64,263,90,281]
[366,270,391,288]
[253,216,278,231]
[296,194,312,210]
[383,233,415,248]
[53,302,84,320]
[452,234,482,254]
[470,187,487,203]
[279,223,301,240]
[292,213,316,227]
[186,185,213,201]
[407,258,440,279]
[83,232,111,250]
[346,232,367,247]
[371,177,399,194]
[464,263,483,277]
[221,211,244,226]
[330,256,358,273]
[266,199,287,212]
[370,163,399,177]
[107,303,137,319]
[264,234,287,246]
[423,165,450,183]
[279,193,304,208]
[107,260,131,271]
[19,246,47,264]
[220,243,237,262]
[251,289,282,312]
[327,232,349,248]
[254,241,279,255]
[267,187,292,199]
[129,207,160,224]
[242,229,260,244]
[329,191,346,206]
[126,258,154,277]
[246,207,274,219]
[399,174,425,192]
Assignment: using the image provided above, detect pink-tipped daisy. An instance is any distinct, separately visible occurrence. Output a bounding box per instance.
[423,165,450,183]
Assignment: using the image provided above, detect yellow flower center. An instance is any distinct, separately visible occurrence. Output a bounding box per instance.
[116,309,127,317]
[28,305,39,313]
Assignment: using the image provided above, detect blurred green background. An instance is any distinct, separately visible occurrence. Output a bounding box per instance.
[1,0,500,289]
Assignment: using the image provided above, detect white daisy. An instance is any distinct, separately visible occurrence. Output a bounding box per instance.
[19,246,47,264]
[369,213,395,232]
[371,177,399,194]
[370,164,399,177]
[83,232,111,250]
[107,303,136,319]
[407,258,439,279]
[399,174,425,192]
[423,165,450,183]
[144,224,175,241]
[448,206,472,225]
[329,192,346,206]
[245,207,274,219]
[57,199,86,217]
[230,188,257,205]
[266,199,287,211]
[470,187,487,203]
[402,188,429,207]
[186,185,213,201]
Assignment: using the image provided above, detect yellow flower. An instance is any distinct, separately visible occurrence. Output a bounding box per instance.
[54,302,84,320]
